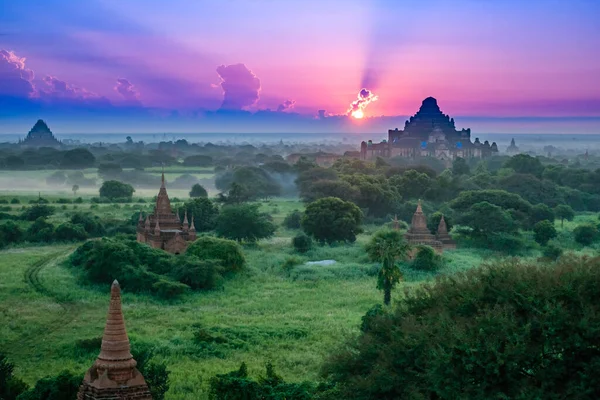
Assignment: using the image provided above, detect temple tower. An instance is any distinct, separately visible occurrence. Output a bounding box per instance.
[77,280,152,399]
[404,201,443,253]
[435,215,456,250]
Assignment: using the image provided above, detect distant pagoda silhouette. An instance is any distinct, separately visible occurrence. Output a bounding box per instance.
[19,119,61,148]
[435,215,456,249]
[404,201,444,253]
[77,280,152,400]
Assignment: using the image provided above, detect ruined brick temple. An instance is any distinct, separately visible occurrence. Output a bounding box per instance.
[78,280,152,399]
[405,201,455,253]
[136,173,196,254]
[361,97,499,165]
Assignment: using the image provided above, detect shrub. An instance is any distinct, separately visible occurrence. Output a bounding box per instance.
[543,245,563,261]
[323,257,600,399]
[152,279,189,299]
[21,205,54,221]
[302,197,363,244]
[411,245,443,271]
[292,234,313,253]
[15,370,80,400]
[169,256,222,291]
[573,225,599,246]
[26,218,55,242]
[10,198,20,204]
[215,203,276,242]
[186,236,245,273]
[283,210,303,229]
[0,221,24,244]
[70,213,105,236]
[54,223,88,242]
[533,220,557,246]
[0,353,28,400]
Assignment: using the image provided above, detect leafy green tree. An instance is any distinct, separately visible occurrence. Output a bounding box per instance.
[16,370,80,400]
[215,166,281,200]
[452,157,470,175]
[186,236,246,273]
[573,225,599,246]
[411,245,443,271]
[60,148,96,169]
[302,197,363,244]
[322,257,600,399]
[389,169,432,199]
[70,213,105,236]
[365,229,410,306]
[295,167,338,197]
[459,201,517,238]
[300,180,359,203]
[530,203,555,227]
[71,184,79,196]
[0,353,28,400]
[542,244,563,261]
[54,223,88,242]
[292,234,312,253]
[0,221,24,244]
[183,154,213,167]
[427,212,453,234]
[215,204,276,242]
[217,182,251,204]
[283,210,303,229]
[554,204,575,227]
[189,183,208,198]
[99,180,135,200]
[504,154,544,177]
[26,218,55,242]
[533,220,557,246]
[342,174,401,217]
[20,205,54,221]
[130,344,170,400]
[169,257,222,291]
[181,197,219,232]
[450,189,532,214]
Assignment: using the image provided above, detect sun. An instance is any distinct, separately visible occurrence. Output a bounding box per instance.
[352,109,364,119]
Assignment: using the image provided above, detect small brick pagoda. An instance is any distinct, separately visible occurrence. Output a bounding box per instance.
[136,172,196,254]
[405,201,444,253]
[78,280,152,400]
[435,215,456,249]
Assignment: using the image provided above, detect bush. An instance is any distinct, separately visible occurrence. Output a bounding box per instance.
[573,225,599,246]
[54,223,88,242]
[26,218,55,242]
[292,234,313,253]
[15,370,80,400]
[10,198,20,204]
[21,205,54,221]
[411,245,443,271]
[0,353,28,400]
[543,245,563,261]
[70,213,105,236]
[186,236,245,273]
[152,279,189,299]
[533,220,557,246]
[283,210,303,229]
[323,257,600,399]
[0,221,24,244]
[99,180,135,200]
[215,203,276,242]
[302,197,363,244]
[169,256,223,290]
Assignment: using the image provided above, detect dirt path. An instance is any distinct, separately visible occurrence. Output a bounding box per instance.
[11,247,79,353]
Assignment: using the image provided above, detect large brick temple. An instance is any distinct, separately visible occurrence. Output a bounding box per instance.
[136,173,196,254]
[78,280,152,399]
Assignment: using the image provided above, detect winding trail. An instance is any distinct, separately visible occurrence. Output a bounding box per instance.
[13,246,79,352]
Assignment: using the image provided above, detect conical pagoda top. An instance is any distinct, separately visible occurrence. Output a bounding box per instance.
[437,215,448,235]
[155,170,172,215]
[22,119,61,147]
[95,280,136,370]
[409,200,429,234]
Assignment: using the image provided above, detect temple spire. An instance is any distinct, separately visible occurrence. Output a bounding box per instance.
[161,167,165,188]
[138,211,143,224]
[437,215,448,235]
[183,210,189,231]
[154,217,160,235]
[189,214,196,232]
[416,199,423,214]
[96,280,134,366]
[144,214,150,231]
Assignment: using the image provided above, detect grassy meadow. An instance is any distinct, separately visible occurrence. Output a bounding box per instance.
[0,189,599,399]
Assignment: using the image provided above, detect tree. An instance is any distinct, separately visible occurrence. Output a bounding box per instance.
[183,154,213,167]
[16,370,80,400]
[292,234,313,253]
[365,229,410,306]
[186,236,246,273]
[99,180,135,200]
[573,225,598,246]
[217,182,251,204]
[0,221,23,245]
[459,201,517,238]
[60,148,96,169]
[215,204,276,242]
[283,210,303,229]
[215,166,281,200]
[389,169,432,200]
[0,353,28,400]
[450,189,532,214]
[302,197,363,244]
[411,245,443,271]
[529,203,555,227]
[20,205,55,221]
[554,204,575,227]
[169,257,222,291]
[71,184,79,196]
[189,183,208,198]
[322,257,600,399]
[427,212,453,234]
[452,157,470,175]
[180,198,219,232]
[300,180,359,203]
[533,220,557,246]
[504,154,544,177]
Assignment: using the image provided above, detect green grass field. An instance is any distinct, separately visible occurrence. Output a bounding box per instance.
[0,195,598,399]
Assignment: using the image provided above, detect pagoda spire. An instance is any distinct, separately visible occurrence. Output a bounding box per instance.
[416,199,423,214]
[183,209,189,231]
[189,214,196,232]
[154,217,160,235]
[77,280,152,399]
[138,211,143,224]
[161,166,165,188]
[144,214,150,231]
[437,215,448,235]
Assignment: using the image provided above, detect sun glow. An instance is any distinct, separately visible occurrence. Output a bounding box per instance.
[352,109,364,119]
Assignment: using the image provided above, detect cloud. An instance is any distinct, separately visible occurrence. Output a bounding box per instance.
[277,99,296,112]
[39,75,108,103]
[347,88,378,116]
[114,78,140,104]
[216,63,261,110]
[0,49,35,97]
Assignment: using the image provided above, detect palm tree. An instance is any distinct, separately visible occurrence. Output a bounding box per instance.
[365,229,411,306]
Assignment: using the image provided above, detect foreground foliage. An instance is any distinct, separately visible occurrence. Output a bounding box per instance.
[323,256,600,399]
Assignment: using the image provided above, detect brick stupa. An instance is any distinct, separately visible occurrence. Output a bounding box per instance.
[77,280,152,400]
[436,215,456,250]
[404,201,443,253]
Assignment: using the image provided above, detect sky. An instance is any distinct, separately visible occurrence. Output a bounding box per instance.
[0,0,599,135]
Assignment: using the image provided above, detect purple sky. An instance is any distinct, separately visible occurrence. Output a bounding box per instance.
[0,0,599,134]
